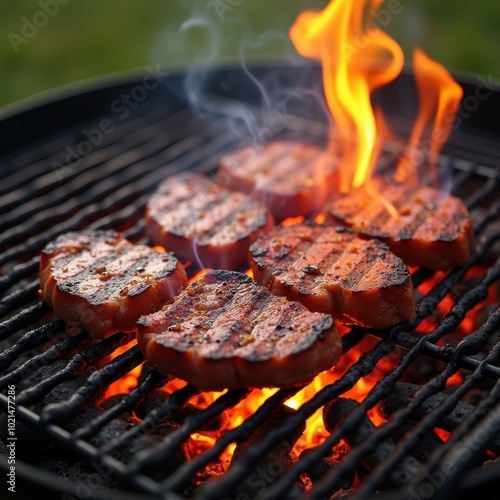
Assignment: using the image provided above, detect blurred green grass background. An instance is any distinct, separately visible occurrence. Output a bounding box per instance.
[1,0,499,110]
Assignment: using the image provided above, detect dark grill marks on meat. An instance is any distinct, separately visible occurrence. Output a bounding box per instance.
[217,141,339,221]
[197,197,271,246]
[249,222,415,329]
[220,141,291,181]
[325,179,474,270]
[146,172,274,270]
[39,229,188,339]
[137,270,342,390]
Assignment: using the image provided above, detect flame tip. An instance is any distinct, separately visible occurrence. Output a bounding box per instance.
[291,0,462,215]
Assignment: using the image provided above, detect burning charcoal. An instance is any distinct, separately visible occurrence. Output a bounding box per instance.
[65,407,104,432]
[463,386,492,407]
[401,356,445,386]
[134,389,227,433]
[377,383,500,455]
[100,393,132,419]
[44,376,90,405]
[65,406,187,479]
[230,405,306,498]
[15,358,91,407]
[299,446,355,489]
[387,421,444,462]
[377,383,470,429]
[37,458,119,490]
[68,406,185,462]
[152,421,182,437]
[134,389,168,419]
[323,398,421,488]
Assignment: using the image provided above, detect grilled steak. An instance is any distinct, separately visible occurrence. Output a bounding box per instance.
[217,141,339,221]
[39,229,188,339]
[146,172,274,270]
[249,222,415,329]
[137,270,342,390]
[325,180,474,270]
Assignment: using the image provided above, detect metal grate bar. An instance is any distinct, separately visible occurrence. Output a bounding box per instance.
[450,168,475,193]
[0,302,49,342]
[0,330,92,391]
[97,383,200,455]
[0,124,241,267]
[0,280,40,318]
[0,320,65,371]
[40,343,144,424]
[0,115,230,249]
[474,198,500,235]
[0,103,175,198]
[464,176,499,210]
[0,108,208,229]
[391,331,500,380]
[17,332,134,407]
[71,369,170,441]
[0,257,39,295]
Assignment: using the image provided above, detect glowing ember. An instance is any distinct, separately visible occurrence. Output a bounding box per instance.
[152,245,166,253]
[100,339,142,401]
[280,215,305,227]
[188,267,210,285]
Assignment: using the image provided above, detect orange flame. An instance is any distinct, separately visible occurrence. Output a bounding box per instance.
[290,0,463,200]
[290,0,404,192]
[396,48,464,184]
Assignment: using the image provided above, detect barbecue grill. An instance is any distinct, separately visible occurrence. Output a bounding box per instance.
[1,59,500,500]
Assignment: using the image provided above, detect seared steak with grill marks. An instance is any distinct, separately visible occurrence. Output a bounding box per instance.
[146,172,274,270]
[325,180,474,270]
[217,141,339,221]
[39,229,187,339]
[137,270,342,390]
[249,222,415,329]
